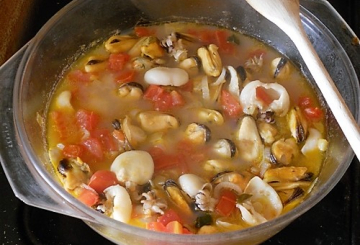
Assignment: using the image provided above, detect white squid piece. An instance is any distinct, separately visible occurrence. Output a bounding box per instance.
[239,80,290,117]
[237,176,283,226]
[104,185,132,223]
[227,65,241,98]
[55,90,74,111]
[301,128,328,155]
[237,203,267,226]
[144,67,189,86]
[178,174,207,198]
[110,150,154,185]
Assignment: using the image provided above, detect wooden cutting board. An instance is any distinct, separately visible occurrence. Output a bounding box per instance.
[0,0,36,66]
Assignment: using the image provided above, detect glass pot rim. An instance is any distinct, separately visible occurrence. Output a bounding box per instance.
[11,0,359,243]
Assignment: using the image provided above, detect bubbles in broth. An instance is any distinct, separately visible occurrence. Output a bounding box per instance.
[47,22,328,234]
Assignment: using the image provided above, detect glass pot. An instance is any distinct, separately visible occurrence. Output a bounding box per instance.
[0,0,359,244]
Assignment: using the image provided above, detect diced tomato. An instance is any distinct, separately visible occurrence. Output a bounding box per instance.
[153,92,172,111]
[146,220,190,235]
[170,90,185,106]
[144,85,185,111]
[148,139,205,173]
[298,96,313,109]
[176,139,206,164]
[82,137,104,160]
[67,70,91,83]
[92,129,119,152]
[88,170,118,193]
[215,190,237,216]
[147,146,164,158]
[148,146,182,171]
[215,30,235,54]
[134,26,155,37]
[144,85,164,100]
[146,221,167,232]
[255,86,274,106]
[115,69,135,83]
[157,209,182,226]
[298,96,324,122]
[50,111,80,143]
[62,144,83,158]
[220,89,243,118]
[175,139,193,154]
[76,109,99,131]
[304,107,324,121]
[108,53,130,71]
[77,187,99,207]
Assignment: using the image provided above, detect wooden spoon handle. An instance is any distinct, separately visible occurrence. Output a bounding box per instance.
[288,18,360,160]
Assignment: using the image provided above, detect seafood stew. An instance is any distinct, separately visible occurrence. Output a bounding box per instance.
[46,22,328,234]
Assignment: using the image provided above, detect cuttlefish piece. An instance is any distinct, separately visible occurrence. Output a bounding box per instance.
[236,116,264,163]
[239,80,290,117]
[237,176,283,225]
[104,184,132,223]
[301,128,328,155]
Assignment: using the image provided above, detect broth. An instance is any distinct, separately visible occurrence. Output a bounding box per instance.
[46,22,327,234]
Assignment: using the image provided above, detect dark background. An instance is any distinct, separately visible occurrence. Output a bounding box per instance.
[0,0,359,244]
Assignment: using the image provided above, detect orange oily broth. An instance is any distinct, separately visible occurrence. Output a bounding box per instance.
[46,22,326,233]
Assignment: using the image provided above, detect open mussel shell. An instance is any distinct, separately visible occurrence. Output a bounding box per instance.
[163,179,193,214]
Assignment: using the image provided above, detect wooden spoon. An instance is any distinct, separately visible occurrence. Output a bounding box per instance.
[245,0,360,160]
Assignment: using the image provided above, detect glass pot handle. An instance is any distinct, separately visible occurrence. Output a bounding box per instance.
[0,44,95,222]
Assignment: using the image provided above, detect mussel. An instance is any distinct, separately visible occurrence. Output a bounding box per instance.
[57,158,91,191]
[257,121,278,145]
[271,57,290,79]
[179,56,201,76]
[163,179,193,214]
[138,111,179,133]
[197,44,223,77]
[278,187,305,205]
[213,139,237,158]
[121,116,147,148]
[270,138,299,165]
[84,55,108,73]
[211,170,249,192]
[118,82,144,100]
[105,35,138,53]
[185,122,211,144]
[195,108,224,126]
[288,107,308,143]
[263,166,309,182]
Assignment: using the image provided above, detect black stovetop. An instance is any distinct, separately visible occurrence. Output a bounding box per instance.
[1,0,359,244]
